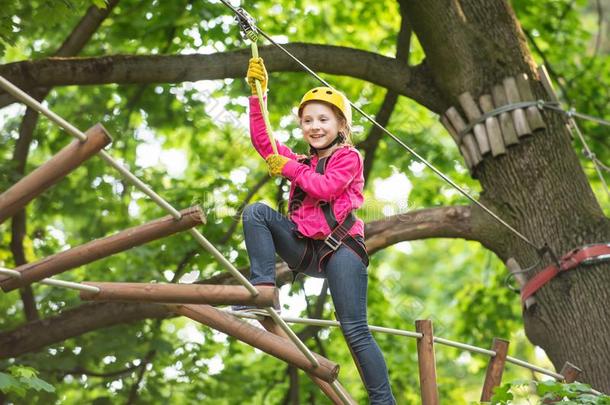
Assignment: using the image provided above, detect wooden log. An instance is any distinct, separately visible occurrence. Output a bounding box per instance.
[515,73,546,131]
[479,95,506,157]
[536,65,559,103]
[0,124,112,225]
[458,92,491,155]
[415,320,439,405]
[541,362,582,404]
[491,85,520,147]
[80,283,279,306]
[480,338,510,402]
[503,77,532,138]
[440,115,474,172]
[445,107,482,167]
[537,65,572,139]
[506,258,537,310]
[259,316,356,405]
[170,304,340,383]
[0,206,205,292]
[560,362,582,383]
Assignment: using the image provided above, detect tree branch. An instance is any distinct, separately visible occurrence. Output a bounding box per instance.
[358,2,411,183]
[0,43,444,112]
[365,205,476,254]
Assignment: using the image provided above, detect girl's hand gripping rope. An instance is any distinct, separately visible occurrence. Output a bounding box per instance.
[247,57,268,95]
[266,154,289,177]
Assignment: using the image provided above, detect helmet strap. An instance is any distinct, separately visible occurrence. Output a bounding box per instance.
[309,132,345,155]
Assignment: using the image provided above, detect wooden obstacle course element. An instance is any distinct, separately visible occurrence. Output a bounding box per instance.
[560,362,581,383]
[491,84,520,147]
[80,283,278,307]
[445,107,483,167]
[480,338,510,402]
[537,65,572,138]
[259,315,356,405]
[0,123,112,225]
[536,65,559,103]
[479,94,506,157]
[0,206,205,292]
[506,258,537,309]
[503,76,532,138]
[440,115,475,173]
[458,92,491,155]
[170,304,339,383]
[515,73,546,131]
[416,319,439,405]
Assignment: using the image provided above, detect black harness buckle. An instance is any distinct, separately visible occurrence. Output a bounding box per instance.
[324,234,342,251]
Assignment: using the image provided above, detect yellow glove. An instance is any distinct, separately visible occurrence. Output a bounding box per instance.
[247,57,268,95]
[266,154,290,177]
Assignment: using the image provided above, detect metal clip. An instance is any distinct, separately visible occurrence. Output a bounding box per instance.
[234,7,258,41]
[324,234,341,251]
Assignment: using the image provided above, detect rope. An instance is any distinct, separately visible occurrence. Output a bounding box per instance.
[219,2,545,256]
[0,267,100,293]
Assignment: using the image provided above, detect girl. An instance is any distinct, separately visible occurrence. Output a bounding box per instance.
[235,57,396,404]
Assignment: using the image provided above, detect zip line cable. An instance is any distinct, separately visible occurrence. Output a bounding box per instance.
[219,1,544,253]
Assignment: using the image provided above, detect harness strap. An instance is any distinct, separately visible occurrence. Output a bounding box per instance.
[521,243,610,304]
[289,152,368,271]
[315,156,367,265]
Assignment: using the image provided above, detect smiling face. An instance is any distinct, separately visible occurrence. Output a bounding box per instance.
[300,102,346,152]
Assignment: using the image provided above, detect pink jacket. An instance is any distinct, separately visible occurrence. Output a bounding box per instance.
[249,96,365,239]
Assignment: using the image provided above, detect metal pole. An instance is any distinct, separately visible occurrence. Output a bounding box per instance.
[0,267,100,293]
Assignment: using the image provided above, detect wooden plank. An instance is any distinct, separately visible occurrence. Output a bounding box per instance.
[536,65,559,103]
[491,85,520,147]
[560,362,581,383]
[440,115,474,173]
[506,258,536,310]
[170,304,340,383]
[0,206,205,292]
[416,320,439,405]
[503,77,532,138]
[0,123,112,224]
[80,283,278,307]
[479,94,506,157]
[480,338,510,401]
[445,107,483,167]
[515,73,546,131]
[458,92,491,155]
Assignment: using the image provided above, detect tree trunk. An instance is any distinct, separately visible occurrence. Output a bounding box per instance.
[403,0,610,391]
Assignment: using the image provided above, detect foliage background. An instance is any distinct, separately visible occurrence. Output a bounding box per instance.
[0,0,608,403]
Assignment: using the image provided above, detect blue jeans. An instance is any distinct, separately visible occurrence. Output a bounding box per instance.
[242,202,396,404]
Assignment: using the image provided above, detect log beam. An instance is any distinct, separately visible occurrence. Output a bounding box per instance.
[170,304,339,383]
[0,206,205,292]
[0,123,111,224]
[80,283,278,307]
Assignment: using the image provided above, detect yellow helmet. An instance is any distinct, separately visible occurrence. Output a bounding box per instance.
[298,87,352,126]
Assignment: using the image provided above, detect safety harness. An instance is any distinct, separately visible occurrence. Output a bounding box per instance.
[521,243,610,305]
[290,153,369,272]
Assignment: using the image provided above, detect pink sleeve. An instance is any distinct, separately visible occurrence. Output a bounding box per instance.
[249,96,299,160]
[282,148,362,201]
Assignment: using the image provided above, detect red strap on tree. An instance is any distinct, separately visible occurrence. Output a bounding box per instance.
[521,243,610,304]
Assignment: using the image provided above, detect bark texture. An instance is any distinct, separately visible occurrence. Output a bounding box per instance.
[403,0,610,391]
